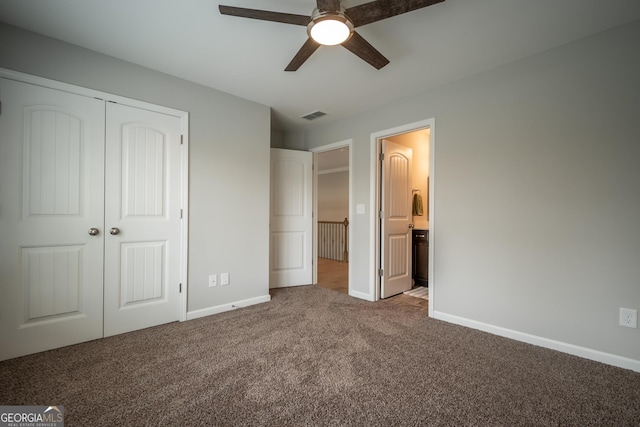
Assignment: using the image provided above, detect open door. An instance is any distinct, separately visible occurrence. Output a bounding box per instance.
[269,148,313,288]
[380,140,413,298]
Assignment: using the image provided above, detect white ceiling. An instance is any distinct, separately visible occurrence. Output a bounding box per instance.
[1,0,640,131]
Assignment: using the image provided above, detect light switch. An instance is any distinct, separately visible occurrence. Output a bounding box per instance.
[356,204,365,215]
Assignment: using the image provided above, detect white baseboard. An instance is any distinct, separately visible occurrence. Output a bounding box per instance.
[433,311,640,373]
[349,289,375,302]
[186,294,271,320]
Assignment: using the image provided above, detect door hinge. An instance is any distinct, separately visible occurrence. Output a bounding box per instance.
[179,283,183,293]
[379,210,384,219]
[379,153,384,161]
[379,269,384,277]
[180,135,184,145]
[180,208,183,219]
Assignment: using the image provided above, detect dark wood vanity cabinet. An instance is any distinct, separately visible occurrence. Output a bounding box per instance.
[412,229,429,287]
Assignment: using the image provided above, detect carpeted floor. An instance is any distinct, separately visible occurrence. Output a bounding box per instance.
[1,285,639,426]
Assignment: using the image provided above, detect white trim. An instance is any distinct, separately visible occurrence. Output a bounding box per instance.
[349,289,375,302]
[310,140,353,294]
[186,294,272,320]
[369,119,435,303]
[0,67,185,117]
[369,140,379,301]
[433,311,640,373]
[427,123,435,316]
[312,153,319,285]
[179,118,190,322]
[318,166,349,175]
[310,139,353,152]
[1,67,190,324]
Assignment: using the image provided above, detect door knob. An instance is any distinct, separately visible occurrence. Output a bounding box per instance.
[88,227,100,236]
[409,223,415,229]
[109,227,120,235]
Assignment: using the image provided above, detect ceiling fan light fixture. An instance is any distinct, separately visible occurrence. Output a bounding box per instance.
[307,9,354,46]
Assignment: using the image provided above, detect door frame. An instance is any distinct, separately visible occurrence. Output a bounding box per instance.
[369,119,435,314]
[310,139,353,294]
[0,67,190,322]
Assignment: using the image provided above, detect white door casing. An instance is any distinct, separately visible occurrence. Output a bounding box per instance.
[269,148,313,288]
[381,140,413,298]
[103,103,183,337]
[0,78,106,360]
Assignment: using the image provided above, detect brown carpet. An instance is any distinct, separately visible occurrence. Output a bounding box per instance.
[1,285,639,426]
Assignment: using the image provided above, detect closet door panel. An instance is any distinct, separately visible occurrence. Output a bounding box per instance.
[103,102,182,337]
[0,78,105,361]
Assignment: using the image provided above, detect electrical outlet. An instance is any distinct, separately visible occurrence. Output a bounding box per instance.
[619,308,637,328]
[221,273,230,286]
[209,274,217,288]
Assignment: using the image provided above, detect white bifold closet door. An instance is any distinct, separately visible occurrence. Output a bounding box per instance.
[0,78,182,360]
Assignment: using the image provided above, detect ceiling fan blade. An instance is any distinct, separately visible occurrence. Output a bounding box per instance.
[346,0,445,27]
[285,38,321,71]
[316,0,341,12]
[341,31,389,69]
[219,5,310,26]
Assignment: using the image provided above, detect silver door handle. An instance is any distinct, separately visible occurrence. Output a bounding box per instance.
[88,228,99,236]
[109,227,120,235]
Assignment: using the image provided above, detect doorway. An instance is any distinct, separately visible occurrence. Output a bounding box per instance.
[311,141,352,295]
[370,119,434,313]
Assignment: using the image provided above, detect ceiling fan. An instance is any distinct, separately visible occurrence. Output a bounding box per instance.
[219,0,445,71]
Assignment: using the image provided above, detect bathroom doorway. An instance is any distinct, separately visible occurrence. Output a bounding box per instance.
[370,119,434,314]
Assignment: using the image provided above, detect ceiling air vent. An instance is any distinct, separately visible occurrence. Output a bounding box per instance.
[301,110,327,121]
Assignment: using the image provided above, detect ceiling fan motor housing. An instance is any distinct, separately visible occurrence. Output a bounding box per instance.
[307,8,354,45]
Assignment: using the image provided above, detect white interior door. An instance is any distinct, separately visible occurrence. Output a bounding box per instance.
[103,103,183,337]
[269,148,313,288]
[0,78,105,360]
[381,140,413,298]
